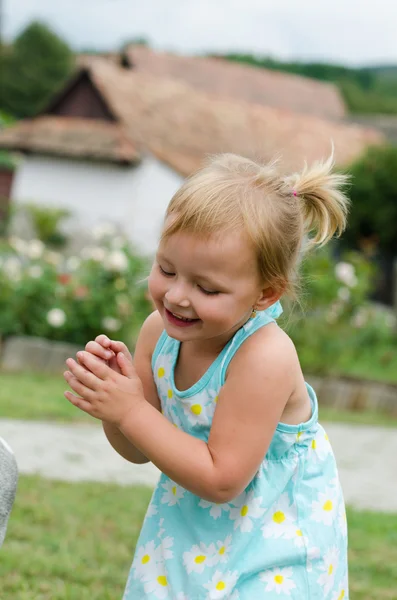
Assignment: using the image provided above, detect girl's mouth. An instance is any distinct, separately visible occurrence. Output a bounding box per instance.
[165,308,200,328]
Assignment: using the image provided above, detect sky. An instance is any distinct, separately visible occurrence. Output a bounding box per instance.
[3,0,397,67]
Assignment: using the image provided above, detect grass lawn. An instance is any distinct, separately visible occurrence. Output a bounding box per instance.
[1,476,396,600]
[1,370,397,428]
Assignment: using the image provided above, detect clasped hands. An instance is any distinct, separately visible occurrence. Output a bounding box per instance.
[63,335,144,427]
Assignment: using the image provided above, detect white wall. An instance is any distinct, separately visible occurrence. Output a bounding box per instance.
[11,154,184,255]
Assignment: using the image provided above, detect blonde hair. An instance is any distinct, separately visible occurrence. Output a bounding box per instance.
[162,153,350,297]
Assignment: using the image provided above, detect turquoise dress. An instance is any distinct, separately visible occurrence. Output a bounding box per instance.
[123,302,348,600]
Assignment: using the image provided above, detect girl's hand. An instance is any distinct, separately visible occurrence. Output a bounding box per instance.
[64,350,144,427]
[83,335,133,374]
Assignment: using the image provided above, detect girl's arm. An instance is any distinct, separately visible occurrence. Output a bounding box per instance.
[118,325,298,502]
[102,311,163,464]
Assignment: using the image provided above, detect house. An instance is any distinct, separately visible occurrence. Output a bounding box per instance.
[0,56,383,255]
[80,46,347,120]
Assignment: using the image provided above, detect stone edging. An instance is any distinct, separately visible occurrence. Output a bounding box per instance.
[1,336,396,415]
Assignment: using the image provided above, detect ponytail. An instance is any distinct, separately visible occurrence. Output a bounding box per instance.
[284,153,350,247]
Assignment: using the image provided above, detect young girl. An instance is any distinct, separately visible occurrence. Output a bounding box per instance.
[64,153,349,599]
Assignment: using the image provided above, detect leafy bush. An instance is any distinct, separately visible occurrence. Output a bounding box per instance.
[344,145,397,255]
[0,227,152,346]
[21,203,71,248]
[283,246,397,379]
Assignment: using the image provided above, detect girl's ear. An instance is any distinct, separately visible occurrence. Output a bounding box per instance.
[255,285,284,312]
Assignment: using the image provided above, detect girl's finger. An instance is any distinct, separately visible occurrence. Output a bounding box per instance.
[85,341,113,360]
[66,358,99,390]
[109,340,132,359]
[64,370,95,399]
[77,352,109,380]
[95,334,111,348]
[64,390,95,414]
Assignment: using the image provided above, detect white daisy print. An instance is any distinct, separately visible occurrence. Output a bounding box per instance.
[146,503,158,518]
[176,594,189,600]
[183,542,216,574]
[159,536,174,561]
[154,353,173,396]
[338,502,348,538]
[143,563,169,599]
[161,480,185,506]
[292,527,309,549]
[317,546,340,596]
[157,518,165,539]
[260,567,296,596]
[213,535,232,565]
[133,540,158,581]
[229,490,265,533]
[331,575,348,600]
[199,499,230,520]
[203,569,238,599]
[311,489,337,526]
[182,391,211,427]
[306,546,321,573]
[262,493,297,540]
[308,429,332,462]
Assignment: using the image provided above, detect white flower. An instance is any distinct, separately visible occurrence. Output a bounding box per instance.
[307,429,332,463]
[337,287,351,302]
[133,540,158,580]
[66,256,81,271]
[199,499,231,520]
[92,222,117,240]
[182,395,211,427]
[260,567,296,596]
[317,546,340,595]
[157,517,165,539]
[338,502,348,538]
[292,528,308,548]
[3,257,22,280]
[81,246,106,262]
[47,308,66,327]
[45,250,62,266]
[306,546,321,573]
[146,503,158,518]
[143,563,169,599]
[335,262,357,288]
[351,309,368,329]
[105,250,128,272]
[154,353,174,397]
[331,575,348,600]
[159,536,174,560]
[183,542,216,574]
[111,236,126,249]
[101,316,121,331]
[8,236,28,255]
[27,265,43,278]
[311,489,337,526]
[212,535,232,565]
[27,239,45,259]
[160,479,185,506]
[203,569,238,599]
[229,490,265,533]
[262,493,297,540]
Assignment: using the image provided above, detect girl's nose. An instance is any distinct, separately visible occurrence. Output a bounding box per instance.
[165,282,190,308]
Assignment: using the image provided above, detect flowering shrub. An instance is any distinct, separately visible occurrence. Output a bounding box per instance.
[283,245,397,378]
[0,226,152,346]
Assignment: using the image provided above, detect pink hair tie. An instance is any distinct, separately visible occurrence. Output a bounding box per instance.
[293,190,297,197]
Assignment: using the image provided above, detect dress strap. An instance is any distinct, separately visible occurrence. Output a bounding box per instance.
[219,300,283,385]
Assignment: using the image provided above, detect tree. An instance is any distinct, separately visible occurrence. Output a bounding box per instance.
[344,145,397,256]
[0,21,74,118]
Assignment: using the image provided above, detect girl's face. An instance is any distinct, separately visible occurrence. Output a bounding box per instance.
[148,228,269,346]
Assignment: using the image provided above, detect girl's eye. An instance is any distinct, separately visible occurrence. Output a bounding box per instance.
[199,286,219,296]
[159,265,174,277]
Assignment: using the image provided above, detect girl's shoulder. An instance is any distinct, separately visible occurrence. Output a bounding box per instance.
[225,321,300,388]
